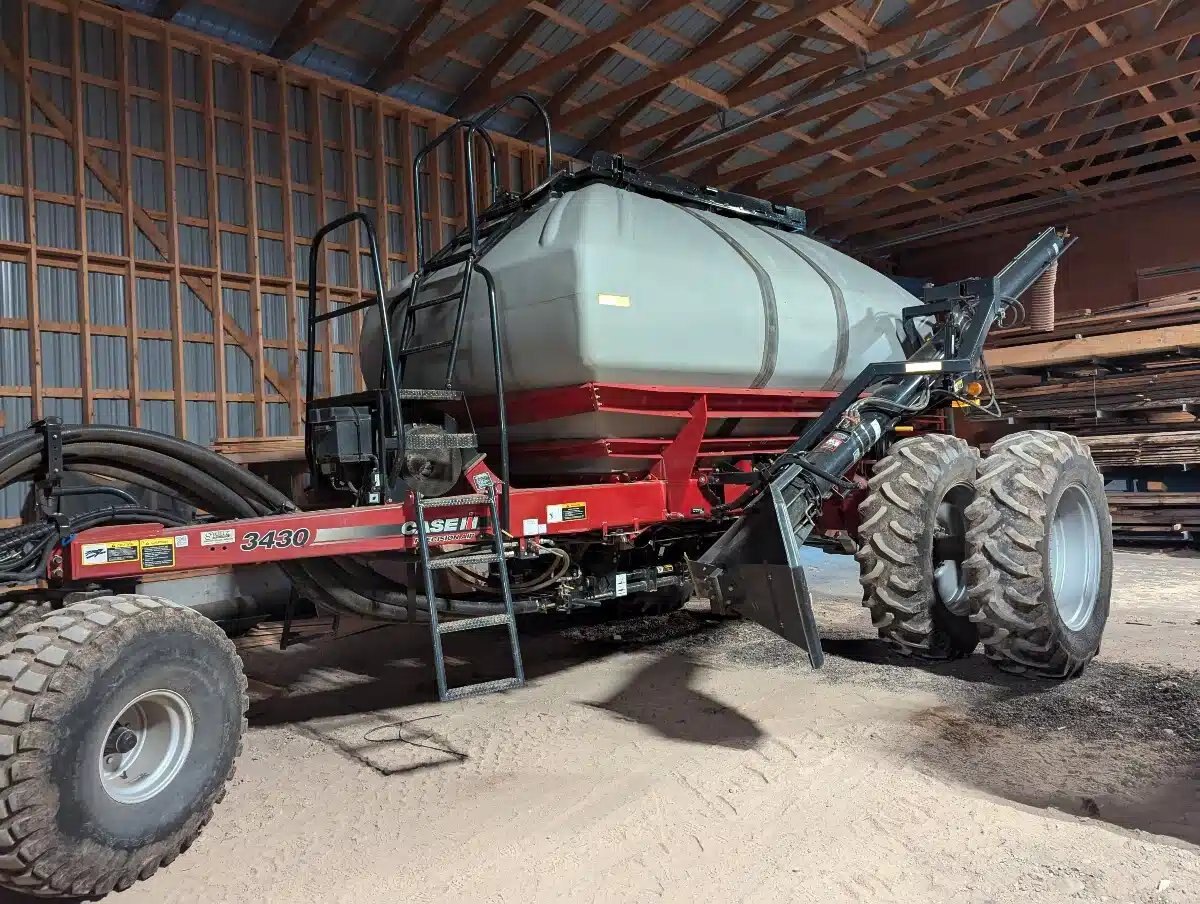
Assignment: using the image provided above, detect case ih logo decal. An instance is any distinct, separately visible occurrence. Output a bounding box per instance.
[401,516,482,536]
[312,516,485,545]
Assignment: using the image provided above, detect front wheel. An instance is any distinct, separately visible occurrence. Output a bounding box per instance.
[964,430,1112,677]
[0,595,246,897]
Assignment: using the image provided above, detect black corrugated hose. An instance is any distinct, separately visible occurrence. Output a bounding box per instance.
[0,424,520,620]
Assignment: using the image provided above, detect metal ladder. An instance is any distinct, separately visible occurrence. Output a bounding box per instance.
[399,96,552,700]
[415,486,525,701]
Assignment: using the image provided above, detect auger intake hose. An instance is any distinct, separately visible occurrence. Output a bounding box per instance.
[0,425,526,620]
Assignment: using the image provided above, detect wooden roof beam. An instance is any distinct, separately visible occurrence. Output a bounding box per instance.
[831,123,1200,235]
[463,0,696,114]
[810,90,1200,214]
[552,1,847,131]
[765,47,1200,203]
[717,0,1192,189]
[270,0,362,59]
[449,7,548,116]
[675,0,1163,178]
[892,174,1200,250]
[368,0,534,93]
[150,0,189,19]
[615,0,1012,153]
[577,0,761,155]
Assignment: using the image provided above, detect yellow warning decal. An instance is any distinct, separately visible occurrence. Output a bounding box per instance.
[546,502,587,524]
[598,293,630,308]
[80,538,176,570]
[80,540,139,567]
[139,538,176,570]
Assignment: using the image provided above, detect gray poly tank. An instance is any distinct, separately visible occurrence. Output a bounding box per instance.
[360,180,915,466]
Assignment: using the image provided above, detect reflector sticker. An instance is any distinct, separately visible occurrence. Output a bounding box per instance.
[546,502,586,524]
[598,293,630,307]
[140,539,176,570]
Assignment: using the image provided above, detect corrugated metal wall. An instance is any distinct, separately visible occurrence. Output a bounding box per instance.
[0,0,549,523]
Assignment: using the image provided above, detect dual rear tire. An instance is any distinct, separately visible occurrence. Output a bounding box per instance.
[857,430,1111,677]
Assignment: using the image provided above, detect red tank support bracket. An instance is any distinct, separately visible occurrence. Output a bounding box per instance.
[471,382,841,479]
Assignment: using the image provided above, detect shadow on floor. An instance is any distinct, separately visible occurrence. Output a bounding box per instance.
[584,654,764,749]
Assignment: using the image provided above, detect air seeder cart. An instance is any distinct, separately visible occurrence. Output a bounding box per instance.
[0,99,1110,897]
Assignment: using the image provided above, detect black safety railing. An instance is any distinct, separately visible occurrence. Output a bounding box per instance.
[303,212,403,502]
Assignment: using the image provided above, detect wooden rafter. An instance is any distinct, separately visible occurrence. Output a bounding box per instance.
[614,0,1005,153]
[368,0,533,94]
[554,1,848,133]
[462,0,696,114]
[668,0,1165,178]
[728,3,1200,193]
[812,91,1200,218]
[449,6,548,116]
[150,0,189,20]
[271,0,362,60]
[840,136,1200,238]
[576,0,761,156]
[770,49,1200,207]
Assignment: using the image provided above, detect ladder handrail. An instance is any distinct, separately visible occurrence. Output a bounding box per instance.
[472,93,554,178]
[412,120,499,269]
[304,212,404,502]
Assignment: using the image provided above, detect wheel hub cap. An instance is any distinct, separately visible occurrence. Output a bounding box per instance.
[1049,484,1102,631]
[99,690,194,805]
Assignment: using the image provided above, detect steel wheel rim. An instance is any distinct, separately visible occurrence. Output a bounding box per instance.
[99,689,194,805]
[933,482,973,614]
[1049,484,1101,631]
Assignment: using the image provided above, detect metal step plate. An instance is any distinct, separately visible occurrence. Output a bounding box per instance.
[419,493,489,508]
[406,432,477,450]
[395,388,463,401]
[438,613,511,634]
[430,552,501,570]
[443,676,524,701]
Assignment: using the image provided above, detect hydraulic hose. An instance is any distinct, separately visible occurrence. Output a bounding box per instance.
[0,425,524,621]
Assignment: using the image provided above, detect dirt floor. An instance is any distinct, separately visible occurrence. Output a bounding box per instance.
[15,548,1200,903]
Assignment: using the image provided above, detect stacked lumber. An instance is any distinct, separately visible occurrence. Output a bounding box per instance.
[1107,493,1200,536]
[989,290,1200,348]
[980,290,1200,545]
[1083,431,1200,468]
[211,436,304,464]
[991,360,1200,427]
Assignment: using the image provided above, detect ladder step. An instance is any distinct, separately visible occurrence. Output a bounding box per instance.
[410,292,461,312]
[419,492,490,508]
[444,676,524,701]
[406,432,477,450]
[400,339,453,356]
[430,551,501,570]
[394,388,463,401]
[438,613,511,634]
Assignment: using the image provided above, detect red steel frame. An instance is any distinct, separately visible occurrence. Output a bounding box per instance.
[63,383,863,583]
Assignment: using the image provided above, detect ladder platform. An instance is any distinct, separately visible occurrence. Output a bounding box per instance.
[406,432,477,450]
[438,613,511,634]
[421,493,490,507]
[443,676,524,701]
[430,551,502,569]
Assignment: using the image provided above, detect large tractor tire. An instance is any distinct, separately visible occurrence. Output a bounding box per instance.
[856,433,980,659]
[964,430,1111,678]
[0,595,246,897]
